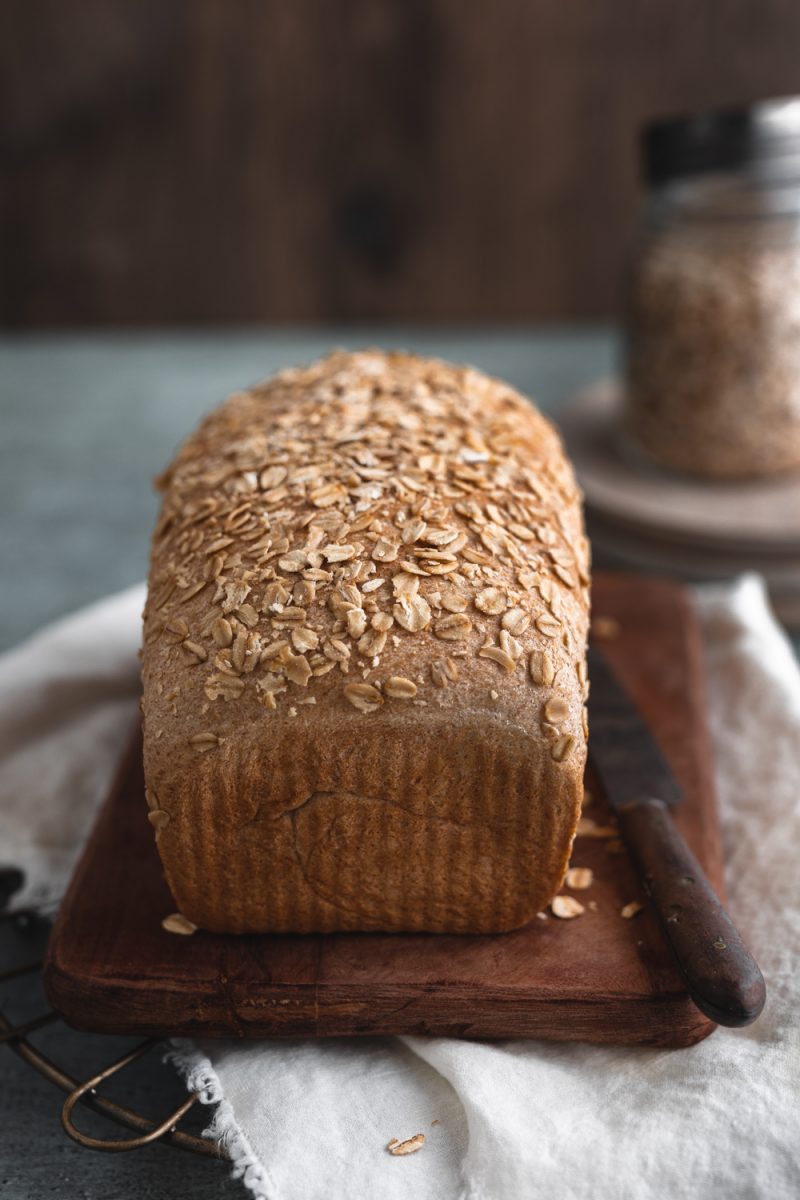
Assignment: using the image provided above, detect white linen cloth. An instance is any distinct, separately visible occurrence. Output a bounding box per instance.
[1,577,798,1200]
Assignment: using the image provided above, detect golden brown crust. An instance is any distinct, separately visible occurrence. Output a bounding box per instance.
[141,350,590,933]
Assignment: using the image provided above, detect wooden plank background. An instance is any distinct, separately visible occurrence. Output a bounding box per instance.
[2,0,800,325]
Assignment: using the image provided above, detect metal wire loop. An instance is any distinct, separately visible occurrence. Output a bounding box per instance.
[0,1010,59,1043]
[1,890,218,1157]
[0,959,43,981]
[61,1039,202,1152]
[0,993,217,1156]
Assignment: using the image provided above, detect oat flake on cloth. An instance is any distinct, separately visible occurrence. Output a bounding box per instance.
[1,576,798,1200]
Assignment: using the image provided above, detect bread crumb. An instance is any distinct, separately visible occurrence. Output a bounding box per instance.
[621,901,644,919]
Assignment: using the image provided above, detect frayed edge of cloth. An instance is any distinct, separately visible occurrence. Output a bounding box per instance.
[165,1038,281,1200]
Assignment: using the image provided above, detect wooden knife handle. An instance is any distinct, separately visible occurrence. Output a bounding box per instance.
[616,798,766,1028]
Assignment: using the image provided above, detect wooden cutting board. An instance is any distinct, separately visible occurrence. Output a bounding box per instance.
[44,573,723,1048]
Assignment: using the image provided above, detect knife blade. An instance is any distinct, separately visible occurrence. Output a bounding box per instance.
[588,645,684,811]
[587,644,766,1028]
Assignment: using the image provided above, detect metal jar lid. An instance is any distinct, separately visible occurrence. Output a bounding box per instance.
[642,97,800,186]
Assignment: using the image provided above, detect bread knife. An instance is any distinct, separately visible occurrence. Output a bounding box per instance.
[587,644,766,1028]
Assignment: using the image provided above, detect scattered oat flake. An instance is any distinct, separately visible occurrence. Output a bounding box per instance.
[550,895,585,920]
[434,613,472,640]
[211,617,233,648]
[343,682,384,713]
[162,912,197,936]
[430,657,459,688]
[621,901,644,919]
[372,538,399,563]
[529,650,555,687]
[501,607,529,635]
[475,587,506,615]
[384,676,418,699]
[387,1134,425,1156]
[324,543,356,563]
[393,593,431,632]
[238,603,260,628]
[346,609,368,638]
[565,866,593,890]
[543,695,570,724]
[182,640,208,663]
[499,628,522,660]
[189,731,220,751]
[260,465,288,490]
[535,613,561,638]
[479,644,516,673]
[551,734,575,762]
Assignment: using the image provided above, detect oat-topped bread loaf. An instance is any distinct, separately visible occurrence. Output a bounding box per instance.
[142,351,590,934]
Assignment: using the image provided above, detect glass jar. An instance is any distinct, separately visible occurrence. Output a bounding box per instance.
[623,100,800,480]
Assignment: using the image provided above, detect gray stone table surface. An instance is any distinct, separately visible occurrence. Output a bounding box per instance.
[0,328,615,1200]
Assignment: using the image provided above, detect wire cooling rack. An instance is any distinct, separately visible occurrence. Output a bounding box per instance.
[1,901,219,1158]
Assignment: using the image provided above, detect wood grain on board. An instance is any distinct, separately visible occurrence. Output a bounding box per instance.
[45,573,722,1047]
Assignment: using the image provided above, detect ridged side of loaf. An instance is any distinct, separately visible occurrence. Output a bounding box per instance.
[141,351,590,933]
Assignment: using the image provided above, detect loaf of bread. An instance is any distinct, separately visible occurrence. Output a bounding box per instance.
[141,351,590,934]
